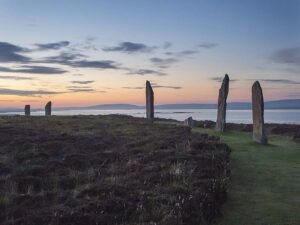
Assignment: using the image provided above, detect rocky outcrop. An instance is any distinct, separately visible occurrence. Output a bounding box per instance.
[252,81,267,144]
[146,81,154,119]
[215,74,229,132]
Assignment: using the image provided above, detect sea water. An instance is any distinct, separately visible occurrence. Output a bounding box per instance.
[2,109,300,124]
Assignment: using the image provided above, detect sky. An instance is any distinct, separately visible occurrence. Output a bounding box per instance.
[0,0,299,107]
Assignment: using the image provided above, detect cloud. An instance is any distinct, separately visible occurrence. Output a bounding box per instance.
[0,41,121,71]
[103,42,155,53]
[71,80,95,84]
[67,87,96,92]
[281,67,300,74]
[164,51,174,56]
[0,75,35,80]
[0,100,15,102]
[210,76,238,82]
[153,85,182,89]
[163,49,199,60]
[164,49,199,58]
[259,79,300,84]
[66,86,106,93]
[0,42,31,63]
[163,42,172,49]
[73,74,84,76]
[0,88,64,96]
[177,50,198,56]
[286,93,300,98]
[210,77,223,82]
[76,37,98,51]
[122,86,144,90]
[41,52,120,69]
[270,47,300,67]
[197,42,218,49]
[20,99,41,102]
[127,69,167,76]
[66,85,92,89]
[41,52,85,63]
[0,65,67,74]
[150,57,178,68]
[70,60,120,69]
[35,41,70,50]
[123,85,182,90]
[67,86,91,89]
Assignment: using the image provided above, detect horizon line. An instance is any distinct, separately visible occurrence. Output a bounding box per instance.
[0,98,299,110]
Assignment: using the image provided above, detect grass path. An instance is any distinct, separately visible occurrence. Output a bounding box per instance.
[194,128,300,225]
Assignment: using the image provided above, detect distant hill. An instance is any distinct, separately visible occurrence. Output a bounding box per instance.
[0,99,299,113]
[155,104,217,109]
[264,99,300,109]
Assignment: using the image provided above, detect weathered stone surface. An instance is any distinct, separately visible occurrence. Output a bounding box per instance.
[252,81,268,144]
[45,101,52,116]
[146,81,154,119]
[24,105,30,116]
[215,74,229,132]
[184,117,194,128]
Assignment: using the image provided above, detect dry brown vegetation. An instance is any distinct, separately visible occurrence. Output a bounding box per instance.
[0,115,230,225]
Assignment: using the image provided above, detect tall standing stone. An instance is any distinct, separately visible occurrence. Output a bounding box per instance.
[215,74,229,132]
[45,101,52,116]
[252,81,267,144]
[146,81,154,119]
[24,105,30,116]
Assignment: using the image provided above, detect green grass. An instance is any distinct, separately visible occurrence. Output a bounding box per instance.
[193,127,300,225]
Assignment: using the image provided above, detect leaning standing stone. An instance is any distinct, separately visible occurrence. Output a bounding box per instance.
[215,74,229,132]
[45,101,52,116]
[24,105,30,116]
[146,81,154,119]
[252,81,267,144]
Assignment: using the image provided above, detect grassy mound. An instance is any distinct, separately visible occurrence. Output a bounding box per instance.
[0,115,230,225]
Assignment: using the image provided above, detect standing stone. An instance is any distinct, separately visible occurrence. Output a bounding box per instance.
[146,81,154,119]
[252,81,267,144]
[24,105,30,116]
[215,74,229,132]
[184,117,194,128]
[45,101,52,116]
